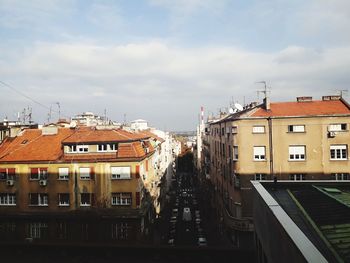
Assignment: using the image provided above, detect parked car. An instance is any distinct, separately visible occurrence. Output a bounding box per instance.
[182,207,192,221]
[198,237,207,247]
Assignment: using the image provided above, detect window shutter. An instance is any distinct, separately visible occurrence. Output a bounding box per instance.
[40,167,48,172]
[136,165,140,178]
[90,167,95,180]
[145,160,149,172]
[136,192,140,206]
[31,168,38,175]
[0,168,6,173]
[7,168,15,176]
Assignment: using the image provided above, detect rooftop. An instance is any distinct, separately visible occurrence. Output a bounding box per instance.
[256,181,350,263]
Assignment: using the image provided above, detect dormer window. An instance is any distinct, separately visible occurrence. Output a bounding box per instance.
[98,144,108,152]
[77,145,89,153]
[110,144,117,151]
[68,145,77,153]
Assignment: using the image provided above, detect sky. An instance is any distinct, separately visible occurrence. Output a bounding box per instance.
[1,0,350,131]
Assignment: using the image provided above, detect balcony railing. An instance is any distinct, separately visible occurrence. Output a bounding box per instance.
[223,205,254,232]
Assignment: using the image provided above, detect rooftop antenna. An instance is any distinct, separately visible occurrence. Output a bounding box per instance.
[256,81,271,100]
[123,113,127,125]
[47,105,52,124]
[56,102,61,119]
[337,89,348,98]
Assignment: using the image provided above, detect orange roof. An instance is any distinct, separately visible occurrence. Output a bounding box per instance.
[251,100,350,117]
[0,128,74,162]
[63,128,149,144]
[0,128,153,163]
[137,130,165,143]
[117,142,145,158]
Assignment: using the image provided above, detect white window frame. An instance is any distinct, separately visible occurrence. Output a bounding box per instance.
[111,167,131,180]
[332,173,350,181]
[58,193,70,206]
[231,126,238,134]
[58,168,69,180]
[0,193,16,206]
[328,123,347,132]
[330,145,348,160]
[232,146,238,160]
[80,193,91,207]
[79,167,91,180]
[289,146,306,161]
[97,144,108,152]
[109,143,117,151]
[254,174,266,180]
[253,126,265,134]
[77,145,89,153]
[29,193,48,206]
[253,146,266,161]
[288,125,305,133]
[29,222,48,239]
[289,174,306,181]
[111,192,132,206]
[67,145,77,153]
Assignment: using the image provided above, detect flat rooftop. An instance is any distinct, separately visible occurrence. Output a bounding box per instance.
[260,181,350,263]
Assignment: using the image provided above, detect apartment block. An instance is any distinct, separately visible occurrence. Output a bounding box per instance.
[204,95,350,249]
[0,125,160,243]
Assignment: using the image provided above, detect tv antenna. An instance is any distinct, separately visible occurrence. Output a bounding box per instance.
[256,81,271,100]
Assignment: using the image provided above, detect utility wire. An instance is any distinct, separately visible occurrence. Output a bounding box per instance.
[0,80,69,119]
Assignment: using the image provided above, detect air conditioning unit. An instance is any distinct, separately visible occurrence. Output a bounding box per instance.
[39,180,47,186]
[6,179,14,186]
[328,131,336,138]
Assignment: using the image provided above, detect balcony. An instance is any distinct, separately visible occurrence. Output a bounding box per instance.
[223,205,254,232]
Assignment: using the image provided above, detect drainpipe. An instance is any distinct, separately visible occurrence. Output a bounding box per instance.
[74,170,79,209]
[268,117,274,178]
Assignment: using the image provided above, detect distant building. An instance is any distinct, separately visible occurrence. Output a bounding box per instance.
[0,118,38,143]
[252,180,350,263]
[130,119,149,131]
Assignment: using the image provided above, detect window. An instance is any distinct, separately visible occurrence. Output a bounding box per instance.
[0,193,16,206]
[221,127,225,136]
[288,125,305,133]
[56,222,68,240]
[233,146,238,160]
[289,174,306,181]
[332,173,350,180]
[254,174,266,180]
[112,192,132,206]
[28,222,48,239]
[30,168,48,180]
[234,174,240,189]
[253,146,266,161]
[80,167,91,180]
[29,193,48,206]
[77,145,89,153]
[330,145,348,160]
[253,126,265,133]
[68,145,77,153]
[109,143,117,151]
[58,193,70,206]
[329,124,347,132]
[97,144,108,152]
[58,168,69,180]
[289,146,306,160]
[80,193,92,206]
[0,168,15,180]
[111,167,131,180]
[111,222,129,240]
[232,126,238,134]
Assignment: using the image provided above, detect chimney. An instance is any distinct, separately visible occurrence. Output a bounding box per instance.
[263,97,270,110]
[322,95,341,101]
[297,96,312,102]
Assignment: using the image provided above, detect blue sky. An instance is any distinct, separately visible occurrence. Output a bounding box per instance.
[1,0,350,130]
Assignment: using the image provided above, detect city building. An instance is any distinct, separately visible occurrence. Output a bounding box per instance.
[252,180,350,263]
[203,95,350,249]
[0,125,158,244]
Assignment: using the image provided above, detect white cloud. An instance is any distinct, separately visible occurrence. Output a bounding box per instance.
[1,40,350,130]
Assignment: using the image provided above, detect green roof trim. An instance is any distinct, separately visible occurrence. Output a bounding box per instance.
[323,188,342,194]
[287,189,344,263]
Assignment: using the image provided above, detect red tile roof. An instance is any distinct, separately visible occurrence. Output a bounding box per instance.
[63,128,150,144]
[0,128,74,162]
[137,130,165,143]
[251,100,350,117]
[0,128,153,163]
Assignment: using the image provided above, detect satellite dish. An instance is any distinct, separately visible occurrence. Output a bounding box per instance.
[228,108,234,114]
[234,103,244,111]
